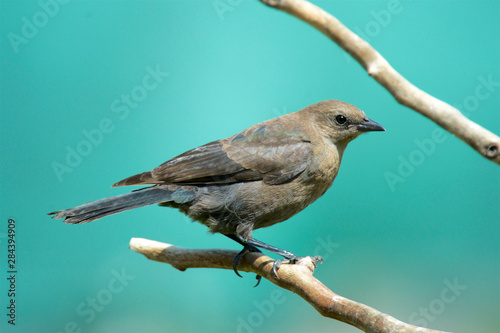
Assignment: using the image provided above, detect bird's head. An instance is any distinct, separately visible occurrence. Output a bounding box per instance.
[305,100,385,147]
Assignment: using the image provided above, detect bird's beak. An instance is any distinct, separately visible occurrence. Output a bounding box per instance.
[355,117,385,132]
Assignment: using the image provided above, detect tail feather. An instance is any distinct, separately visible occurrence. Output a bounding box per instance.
[48,186,175,224]
[111,171,159,187]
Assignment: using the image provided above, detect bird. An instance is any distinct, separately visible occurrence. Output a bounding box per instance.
[49,100,384,280]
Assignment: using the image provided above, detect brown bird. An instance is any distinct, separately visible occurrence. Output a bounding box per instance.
[49,100,384,279]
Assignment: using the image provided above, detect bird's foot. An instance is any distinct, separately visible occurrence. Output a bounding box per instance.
[226,234,324,285]
[272,255,324,277]
[272,256,299,277]
[311,255,324,266]
[232,244,263,286]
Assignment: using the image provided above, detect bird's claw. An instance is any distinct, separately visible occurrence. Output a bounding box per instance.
[311,255,324,266]
[232,244,262,279]
[272,256,300,277]
[232,251,244,278]
[271,255,324,276]
[254,274,262,287]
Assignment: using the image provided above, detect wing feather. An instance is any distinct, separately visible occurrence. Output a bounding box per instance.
[113,117,312,187]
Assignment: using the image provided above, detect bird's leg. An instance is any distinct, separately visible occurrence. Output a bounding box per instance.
[232,244,259,278]
[245,237,298,259]
[225,234,263,286]
[245,237,301,276]
[227,234,316,277]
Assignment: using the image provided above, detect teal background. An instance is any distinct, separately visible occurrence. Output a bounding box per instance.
[1,0,499,332]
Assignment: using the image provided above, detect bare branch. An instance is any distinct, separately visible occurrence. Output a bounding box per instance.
[130,238,452,333]
[259,0,500,164]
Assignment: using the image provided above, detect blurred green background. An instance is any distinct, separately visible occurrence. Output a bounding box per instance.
[1,0,499,332]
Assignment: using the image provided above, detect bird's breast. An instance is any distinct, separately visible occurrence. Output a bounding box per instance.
[306,139,341,186]
[250,141,342,230]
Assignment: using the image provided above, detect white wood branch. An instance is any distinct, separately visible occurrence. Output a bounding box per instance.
[130,238,452,333]
[259,0,500,164]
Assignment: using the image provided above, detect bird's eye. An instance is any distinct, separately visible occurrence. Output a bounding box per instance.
[335,115,347,125]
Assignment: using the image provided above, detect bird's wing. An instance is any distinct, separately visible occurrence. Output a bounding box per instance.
[112,120,312,187]
[222,121,312,185]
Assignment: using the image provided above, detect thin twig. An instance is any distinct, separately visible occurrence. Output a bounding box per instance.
[259,0,500,164]
[130,238,451,333]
